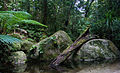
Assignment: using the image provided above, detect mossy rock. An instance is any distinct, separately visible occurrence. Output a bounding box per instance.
[75,39,120,61]
[10,51,27,65]
[12,42,22,50]
[12,40,33,52]
[7,34,33,52]
[20,40,33,52]
[29,30,73,60]
[12,64,27,73]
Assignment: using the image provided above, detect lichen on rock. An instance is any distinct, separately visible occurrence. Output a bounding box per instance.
[75,39,120,61]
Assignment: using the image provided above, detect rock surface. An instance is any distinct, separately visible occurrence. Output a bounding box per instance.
[75,39,120,61]
[10,51,27,65]
[12,40,33,52]
[20,40,33,52]
[29,30,73,60]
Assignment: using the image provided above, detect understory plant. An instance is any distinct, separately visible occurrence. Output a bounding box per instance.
[0,11,47,42]
[0,11,47,34]
[0,35,22,64]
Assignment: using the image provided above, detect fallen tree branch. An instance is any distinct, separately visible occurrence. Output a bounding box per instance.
[50,26,97,68]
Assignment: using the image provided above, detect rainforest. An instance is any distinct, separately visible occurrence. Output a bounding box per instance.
[0,0,120,73]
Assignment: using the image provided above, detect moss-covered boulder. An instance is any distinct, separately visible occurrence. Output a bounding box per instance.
[12,40,33,52]
[75,39,120,61]
[10,51,27,65]
[0,35,33,65]
[29,30,73,60]
[8,33,33,52]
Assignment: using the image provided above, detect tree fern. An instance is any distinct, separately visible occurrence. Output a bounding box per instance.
[0,11,47,34]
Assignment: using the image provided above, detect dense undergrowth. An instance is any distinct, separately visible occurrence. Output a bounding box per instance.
[0,35,22,63]
[0,11,47,41]
[0,11,47,63]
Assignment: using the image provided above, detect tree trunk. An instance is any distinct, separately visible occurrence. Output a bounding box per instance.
[3,0,8,11]
[85,0,94,17]
[27,0,30,13]
[42,0,47,25]
[64,0,76,27]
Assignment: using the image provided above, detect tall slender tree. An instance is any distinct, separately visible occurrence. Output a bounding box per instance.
[42,0,48,25]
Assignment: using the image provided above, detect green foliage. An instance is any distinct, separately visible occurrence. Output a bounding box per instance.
[0,13,20,33]
[0,0,89,41]
[0,11,47,34]
[29,45,43,58]
[0,35,21,44]
[20,23,48,42]
[0,0,119,49]
[90,0,120,48]
[0,35,22,51]
[20,20,47,27]
[0,11,32,19]
[0,35,22,63]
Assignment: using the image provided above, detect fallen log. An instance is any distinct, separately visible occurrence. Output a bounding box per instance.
[50,25,97,68]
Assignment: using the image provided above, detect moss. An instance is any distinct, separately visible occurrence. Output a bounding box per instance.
[20,40,33,52]
[11,40,33,52]
[10,51,27,65]
[29,30,73,60]
[12,42,21,51]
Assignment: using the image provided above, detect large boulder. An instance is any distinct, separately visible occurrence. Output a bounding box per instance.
[29,30,73,60]
[75,39,120,61]
[10,51,27,65]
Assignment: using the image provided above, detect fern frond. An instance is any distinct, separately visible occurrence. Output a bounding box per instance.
[0,35,21,44]
[0,11,47,34]
[0,11,32,19]
[0,13,21,24]
[20,20,48,27]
